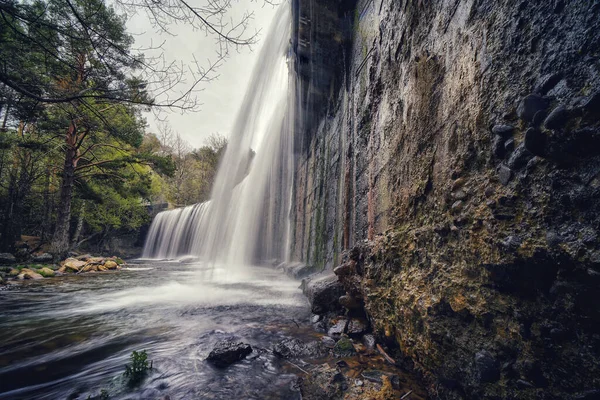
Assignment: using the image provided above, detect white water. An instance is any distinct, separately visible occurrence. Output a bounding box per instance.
[142,5,295,265]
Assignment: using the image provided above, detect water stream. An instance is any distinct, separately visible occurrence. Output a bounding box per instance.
[0,261,312,399]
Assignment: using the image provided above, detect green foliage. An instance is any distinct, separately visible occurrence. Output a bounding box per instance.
[124,350,152,386]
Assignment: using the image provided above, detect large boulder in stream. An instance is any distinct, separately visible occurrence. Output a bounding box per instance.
[206,340,252,368]
[302,274,345,315]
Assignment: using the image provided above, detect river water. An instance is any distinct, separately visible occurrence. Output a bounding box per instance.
[0,261,312,399]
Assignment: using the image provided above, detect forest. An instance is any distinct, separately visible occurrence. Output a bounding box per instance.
[0,0,228,258]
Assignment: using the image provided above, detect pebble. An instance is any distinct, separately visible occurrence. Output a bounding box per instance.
[499,165,512,185]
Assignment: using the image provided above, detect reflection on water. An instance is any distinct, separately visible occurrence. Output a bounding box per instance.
[0,261,311,399]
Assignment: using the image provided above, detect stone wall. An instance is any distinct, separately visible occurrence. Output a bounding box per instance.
[291,0,600,398]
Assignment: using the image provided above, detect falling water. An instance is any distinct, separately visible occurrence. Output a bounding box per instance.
[142,5,295,265]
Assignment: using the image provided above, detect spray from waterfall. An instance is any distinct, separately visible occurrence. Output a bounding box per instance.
[142,5,295,265]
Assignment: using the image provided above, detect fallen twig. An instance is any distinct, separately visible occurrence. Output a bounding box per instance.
[376,344,396,365]
[401,390,413,399]
[286,360,310,375]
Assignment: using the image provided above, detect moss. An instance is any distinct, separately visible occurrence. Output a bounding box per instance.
[333,337,356,357]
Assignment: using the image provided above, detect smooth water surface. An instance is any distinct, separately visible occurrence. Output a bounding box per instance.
[0,261,311,399]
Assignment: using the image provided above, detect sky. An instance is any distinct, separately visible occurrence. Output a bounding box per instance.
[126,1,280,148]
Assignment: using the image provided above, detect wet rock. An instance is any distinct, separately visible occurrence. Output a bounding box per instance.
[508,144,533,169]
[492,124,515,138]
[346,318,369,337]
[517,94,549,122]
[451,200,464,214]
[86,257,105,265]
[32,253,53,263]
[273,338,327,359]
[501,235,522,250]
[333,260,356,277]
[504,138,515,152]
[303,274,345,314]
[206,340,252,368]
[452,177,466,191]
[544,104,569,130]
[499,165,512,185]
[8,268,20,277]
[327,319,348,339]
[333,337,356,357]
[321,336,336,348]
[75,254,92,261]
[363,334,376,349]
[280,262,316,279]
[0,253,16,265]
[475,350,500,383]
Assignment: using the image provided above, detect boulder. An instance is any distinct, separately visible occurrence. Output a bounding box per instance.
[9,268,20,277]
[97,265,109,272]
[18,269,44,280]
[75,254,92,261]
[86,257,106,265]
[104,260,118,270]
[206,340,252,368]
[37,267,55,277]
[62,258,86,272]
[517,94,549,122]
[0,253,16,265]
[81,264,98,273]
[302,274,345,315]
[32,253,53,263]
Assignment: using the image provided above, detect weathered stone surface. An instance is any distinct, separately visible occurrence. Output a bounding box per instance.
[302,274,344,315]
[333,337,356,357]
[544,105,569,130]
[291,0,600,399]
[206,340,252,368]
[62,258,86,272]
[491,124,515,138]
[273,338,327,359]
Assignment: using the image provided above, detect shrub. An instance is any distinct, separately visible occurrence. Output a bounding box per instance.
[124,350,152,385]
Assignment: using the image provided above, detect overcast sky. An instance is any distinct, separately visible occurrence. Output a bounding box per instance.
[127,1,279,148]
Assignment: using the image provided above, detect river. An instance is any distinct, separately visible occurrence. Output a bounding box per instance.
[0,261,312,399]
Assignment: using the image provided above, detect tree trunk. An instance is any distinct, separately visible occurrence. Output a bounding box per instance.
[71,201,86,249]
[50,122,78,258]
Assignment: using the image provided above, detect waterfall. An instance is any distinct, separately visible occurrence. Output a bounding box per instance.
[142,4,295,265]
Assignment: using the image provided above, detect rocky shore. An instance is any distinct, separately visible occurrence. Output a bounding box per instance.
[0,254,125,285]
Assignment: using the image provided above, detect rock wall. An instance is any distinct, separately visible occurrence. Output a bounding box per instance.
[291,0,600,398]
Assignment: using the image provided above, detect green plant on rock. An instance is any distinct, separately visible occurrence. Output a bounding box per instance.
[124,350,152,386]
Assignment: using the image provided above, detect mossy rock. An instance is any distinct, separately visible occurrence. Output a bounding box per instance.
[333,337,357,357]
[37,267,55,277]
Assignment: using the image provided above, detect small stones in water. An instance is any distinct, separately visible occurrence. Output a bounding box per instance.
[328,318,348,339]
[206,340,252,368]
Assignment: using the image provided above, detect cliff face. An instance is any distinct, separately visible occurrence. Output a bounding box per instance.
[291,0,600,398]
